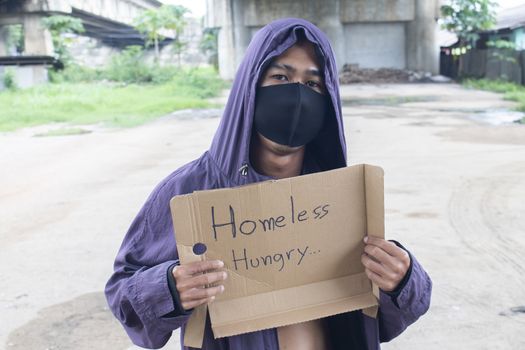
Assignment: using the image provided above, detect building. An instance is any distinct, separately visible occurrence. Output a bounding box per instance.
[440,4,525,83]
[481,4,525,50]
[205,0,441,80]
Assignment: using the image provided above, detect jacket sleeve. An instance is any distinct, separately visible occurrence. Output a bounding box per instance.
[105,189,191,349]
[377,249,432,342]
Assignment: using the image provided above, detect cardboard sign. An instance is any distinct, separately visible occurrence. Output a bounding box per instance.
[170,164,384,346]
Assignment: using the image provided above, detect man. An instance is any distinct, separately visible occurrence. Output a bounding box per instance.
[105,18,432,349]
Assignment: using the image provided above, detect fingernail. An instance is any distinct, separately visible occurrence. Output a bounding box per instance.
[364,236,368,243]
[211,296,216,301]
[220,285,225,292]
[222,272,228,279]
[217,260,224,267]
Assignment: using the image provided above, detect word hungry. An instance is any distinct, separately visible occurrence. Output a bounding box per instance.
[211,196,330,241]
[231,245,320,272]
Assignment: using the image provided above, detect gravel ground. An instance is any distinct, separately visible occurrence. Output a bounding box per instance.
[1,84,524,350]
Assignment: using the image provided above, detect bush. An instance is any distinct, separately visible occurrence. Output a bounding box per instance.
[3,68,17,90]
[45,45,227,104]
[104,46,195,84]
[49,64,103,83]
[105,45,153,83]
[170,67,227,98]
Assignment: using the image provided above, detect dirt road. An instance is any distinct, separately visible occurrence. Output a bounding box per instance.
[1,83,524,349]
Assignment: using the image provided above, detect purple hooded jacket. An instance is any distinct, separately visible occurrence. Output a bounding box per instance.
[105,18,432,349]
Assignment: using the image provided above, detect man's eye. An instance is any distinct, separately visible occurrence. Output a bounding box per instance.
[306,81,321,88]
[271,74,288,81]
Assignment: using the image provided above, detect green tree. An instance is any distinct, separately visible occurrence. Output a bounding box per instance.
[441,0,498,76]
[441,0,497,46]
[200,27,219,71]
[133,5,189,63]
[161,5,189,67]
[42,15,85,69]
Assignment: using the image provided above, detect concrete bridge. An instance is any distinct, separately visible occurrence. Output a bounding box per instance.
[0,0,161,88]
[206,0,441,79]
[0,0,162,56]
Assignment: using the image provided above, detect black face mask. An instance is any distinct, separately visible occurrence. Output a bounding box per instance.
[253,83,327,147]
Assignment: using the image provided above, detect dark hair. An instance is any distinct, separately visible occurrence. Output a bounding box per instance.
[293,28,325,72]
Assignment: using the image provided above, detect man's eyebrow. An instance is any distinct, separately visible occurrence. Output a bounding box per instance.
[269,62,322,78]
[269,62,296,73]
[305,68,321,77]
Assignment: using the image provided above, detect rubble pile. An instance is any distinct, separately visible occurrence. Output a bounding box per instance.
[339,64,451,84]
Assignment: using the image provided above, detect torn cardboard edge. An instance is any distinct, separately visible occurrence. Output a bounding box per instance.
[171,164,385,348]
[210,272,376,338]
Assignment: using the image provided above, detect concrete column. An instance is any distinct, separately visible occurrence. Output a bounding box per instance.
[0,26,9,56]
[231,0,250,73]
[217,0,236,80]
[315,0,345,72]
[23,14,54,56]
[406,0,439,73]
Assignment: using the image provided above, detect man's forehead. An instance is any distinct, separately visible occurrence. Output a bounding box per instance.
[270,44,321,71]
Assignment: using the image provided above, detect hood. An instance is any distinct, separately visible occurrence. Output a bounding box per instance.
[209,18,347,186]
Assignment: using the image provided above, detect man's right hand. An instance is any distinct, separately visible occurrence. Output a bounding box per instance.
[172,260,228,311]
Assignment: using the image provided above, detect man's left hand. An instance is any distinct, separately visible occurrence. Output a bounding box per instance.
[361,236,411,293]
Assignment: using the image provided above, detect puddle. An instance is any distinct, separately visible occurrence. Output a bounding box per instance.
[499,305,525,316]
[6,292,132,350]
[342,95,438,107]
[468,109,525,125]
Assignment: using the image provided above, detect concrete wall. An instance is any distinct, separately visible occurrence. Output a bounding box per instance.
[344,23,406,69]
[0,65,48,90]
[206,0,440,80]
[340,0,415,22]
[67,17,207,68]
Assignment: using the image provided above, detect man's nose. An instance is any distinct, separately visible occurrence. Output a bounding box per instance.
[291,78,306,85]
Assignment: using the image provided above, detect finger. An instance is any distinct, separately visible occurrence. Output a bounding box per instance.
[364,268,397,292]
[177,271,228,291]
[364,267,382,285]
[175,260,224,277]
[181,296,215,311]
[180,285,225,302]
[364,244,397,270]
[361,254,389,278]
[364,236,400,256]
[186,260,224,275]
[362,249,407,285]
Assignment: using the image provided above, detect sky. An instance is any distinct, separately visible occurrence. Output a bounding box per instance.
[161,0,206,18]
[160,0,525,18]
[497,0,525,9]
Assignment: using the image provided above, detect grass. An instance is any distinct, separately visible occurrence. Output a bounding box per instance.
[463,79,525,124]
[0,67,227,132]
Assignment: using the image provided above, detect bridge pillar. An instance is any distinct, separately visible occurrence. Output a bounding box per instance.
[406,0,439,74]
[315,0,345,72]
[0,26,8,55]
[23,14,54,56]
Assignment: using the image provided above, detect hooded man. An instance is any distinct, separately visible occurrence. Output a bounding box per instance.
[105,18,432,350]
